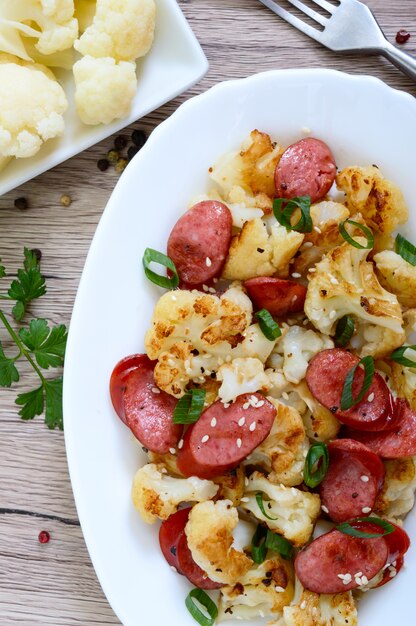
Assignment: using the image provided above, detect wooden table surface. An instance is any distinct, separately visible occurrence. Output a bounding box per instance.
[1,1,415,623]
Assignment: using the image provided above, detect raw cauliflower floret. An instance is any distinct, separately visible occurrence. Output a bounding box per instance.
[131,463,218,524]
[240,472,320,547]
[374,457,416,520]
[73,55,137,124]
[210,129,283,210]
[218,555,294,621]
[244,399,308,487]
[74,0,155,61]
[217,357,269,403]
[336,166,408,248]
[222,218,304,281]
[0,57,67,158]
[304,238,404,358]
[185,500,253,585]
[389,309,416,410]
[275,578,357,626]
[267,325,334,385]
[374,249,416,308]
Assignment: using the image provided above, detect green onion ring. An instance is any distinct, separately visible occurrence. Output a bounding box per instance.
[173,389,206,424]
[336,517,395,539]
[273,196,313,233]
[340,355,375,411]
[185,588,218,626]
[334,315,355,347]
[251,524,268,564]
[304,442,329,488]
[339,219,374,249]
[256,492,278,520]
[390,345,416,369]
[255,309,282,341]
[265,531,294,560]
[395,233,416,266]
[142,248,179,289]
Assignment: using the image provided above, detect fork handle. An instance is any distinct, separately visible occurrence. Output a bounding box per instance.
[380,41,416,83]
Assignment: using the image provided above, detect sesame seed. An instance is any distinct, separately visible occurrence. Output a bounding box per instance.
[249,422,256,432]
[291,272,301,278]
[205,257,212,267]
[361,575,369,585]
[282,392,289,400]
[309,267,316,273]
[330,276,339,285]
[367,392,375,402]
[360,475,369,482]
[167,359,176,367]
[208,287,216,293]
[256,400,264,408]
[202,284,209,292]
[240,496,249,503]
[314,226,322,234]
[171,566,177,573]
[275,586,285,593]
[211,418,217,427]
[238,417,246,427]
[355,576,362,586]
[201,435,209,443]
[362,506,371,514]
[243,402,250,410]
[152,387,160,394]
[355,571,363,577]
[171,295,177,301]
[236,438,242,448]
[321,505,329,514]
[302,241,313,248]
[169,448,176,455]
[343,577,352,585]
[389,567,397,577]
[178,439,184,449]
[223,402,231,408]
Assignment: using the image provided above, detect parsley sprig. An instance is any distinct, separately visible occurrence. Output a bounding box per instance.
[0,249,67,429]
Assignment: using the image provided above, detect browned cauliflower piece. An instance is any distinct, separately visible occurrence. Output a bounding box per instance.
[295,381,341,442]
[213,465,246,507]
[374,249,416,308]
[389,309,416,409]
[374,457,416,519]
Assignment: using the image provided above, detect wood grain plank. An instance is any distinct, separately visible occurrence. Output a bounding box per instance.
[0,0,415,622]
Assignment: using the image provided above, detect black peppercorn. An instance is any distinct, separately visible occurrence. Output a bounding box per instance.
[114,135,128,151]
[97,158,110,171]
[131,129,147,148]
[14,197,28,210]
[127,145,139,161]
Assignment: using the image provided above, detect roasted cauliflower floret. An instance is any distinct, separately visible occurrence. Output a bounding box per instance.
[131,463,218,523]
[374,249,416,308]
[276,579,357,626]
[185,500,253,585]
[213,465,246,507]
[210,129,283,210]
[267,325,334,384]
[218,554,295,621]
[222,218,304,281]
[264,369,308,415]
[240,472,320,546]
[245,399,308,487]
[217,357,269,403]
[295,381,341,442]
[389,309,416,410]
[374,457,416,520]
[304,239,405,358]
[336,166,408,248]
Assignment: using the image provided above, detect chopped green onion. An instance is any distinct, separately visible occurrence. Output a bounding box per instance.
[334,315,355,347]
[255,309,282,341]
[273,196,313,233]
[142,248,179,289]
[256,492,278,520]
[395,233,416,266]
[173,389,206,424]
[336,517,395,539]
[340,356,375,410]
[339,219,374,249]
[304,442,329,488]
[251,524,268,564]
[390,345,416,369]
[265,531,294,560]
[185,588,218,626]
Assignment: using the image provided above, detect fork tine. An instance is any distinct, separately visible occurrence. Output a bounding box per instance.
[286,0,329,27]
[259,0,324,41]
[308,0,336,14]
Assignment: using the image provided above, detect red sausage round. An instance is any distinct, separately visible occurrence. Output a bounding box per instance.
[343,398,416,458]
[274,137,337,202]
[177,393,276,479]
[244,277,307,317]
[167,200,233,285]
[159,507,191,573]
[123,356,182,454]
[295,526,389,594]
[306,349,397,431]
[320,439,385,523]
[110,354,149,424]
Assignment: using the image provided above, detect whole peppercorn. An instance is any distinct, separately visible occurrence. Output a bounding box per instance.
[31,248,42,262]
[38,530,50,544]
[107,149,119,164]
[14,197,28,210]
[131,129,147,148]
[114,135,128,151]
[396,29,411,44]
[115,158,128,174]
[127,145,139,161]
[60,194,72,207]
[97,158,109,172]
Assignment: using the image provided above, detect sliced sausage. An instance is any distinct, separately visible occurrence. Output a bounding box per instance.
[295,526,389,594]
[365,521,409,588]
[274,137,337,203]
[306,349,397,431]
[110,354,149,424]
[177,534,223,589]
[320,439,385,523]
[244,277,307,317]
[343,398,416,458]
[167,200,232,285]
[177,393,276,479]
[123,356,182,454]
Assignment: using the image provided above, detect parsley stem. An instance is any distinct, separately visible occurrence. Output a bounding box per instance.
[0,294,12,300]
[0,310,46,384]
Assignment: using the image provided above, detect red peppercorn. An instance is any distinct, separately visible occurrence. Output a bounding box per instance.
[396,29,411,44]
[38,530,50,544]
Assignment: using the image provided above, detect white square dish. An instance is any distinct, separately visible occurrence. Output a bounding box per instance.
[0,0,208,196]
[64,69,416,625]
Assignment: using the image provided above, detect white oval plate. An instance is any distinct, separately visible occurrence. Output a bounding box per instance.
[64,69,416,626]
[0,0,208,196]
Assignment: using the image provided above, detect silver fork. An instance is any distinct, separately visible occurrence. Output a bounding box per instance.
[259,0,416,82]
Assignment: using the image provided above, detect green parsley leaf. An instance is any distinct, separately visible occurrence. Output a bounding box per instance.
[0,342,20,387]
[0,260,5,279]
[19,319,67,369]
[15,385,44,420]
[8,248,46,321]
[44,377,63,430]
